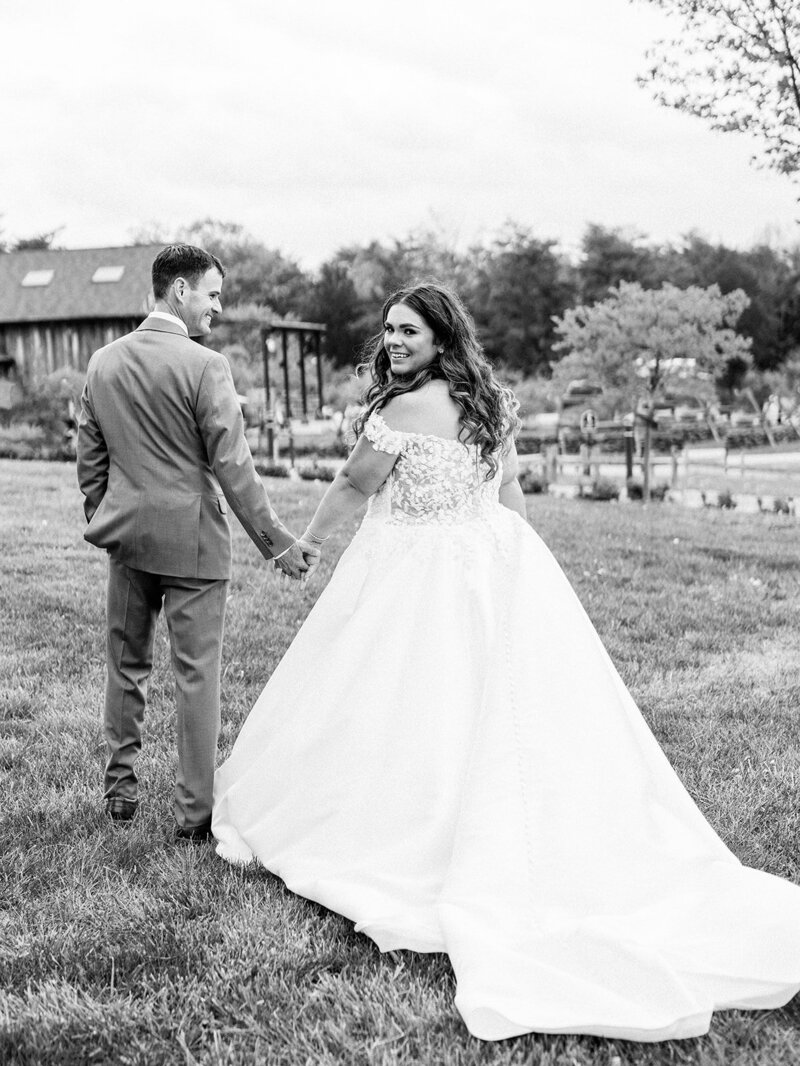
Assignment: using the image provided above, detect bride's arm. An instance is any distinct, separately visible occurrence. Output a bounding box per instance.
[302,392,429,547]
[303,434,398,542]
[499,442,527,519]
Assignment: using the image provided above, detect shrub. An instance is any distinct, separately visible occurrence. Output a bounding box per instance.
[588,477,620,501]
[12,367,84,428]
[0,422,74,461]
[773,496,793,515]
[717,488,736,510]
[297,461,337,482]
[254,458,289,478]
[6,367,85,459]
[518,469,547,494]
[515,434,545,455]
[0,422,47,446]
[290,437,350,458]
[626,478,669,502]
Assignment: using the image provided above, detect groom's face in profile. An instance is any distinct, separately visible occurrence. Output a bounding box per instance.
[179,268,224,338]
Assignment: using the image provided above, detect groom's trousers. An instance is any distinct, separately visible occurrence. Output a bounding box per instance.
[104,556,228,828]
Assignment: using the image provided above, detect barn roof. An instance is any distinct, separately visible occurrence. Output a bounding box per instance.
[0,244,162,324]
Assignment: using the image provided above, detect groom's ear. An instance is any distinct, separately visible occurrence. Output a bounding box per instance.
[173,276,188,302]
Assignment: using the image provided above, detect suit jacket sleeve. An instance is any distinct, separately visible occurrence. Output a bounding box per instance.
[76,379,109,523]
[196,354,295,559]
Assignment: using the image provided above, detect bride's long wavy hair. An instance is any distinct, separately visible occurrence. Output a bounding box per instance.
[353,283,520,478]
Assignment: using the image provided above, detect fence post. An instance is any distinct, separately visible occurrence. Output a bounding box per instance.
[623,414,635,481]
[545,443,558,483]
[584,439,597,477]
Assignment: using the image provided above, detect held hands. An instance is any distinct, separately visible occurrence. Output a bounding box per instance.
[272,539,322,584]
[296,537,322,581]
[298,526,327,582]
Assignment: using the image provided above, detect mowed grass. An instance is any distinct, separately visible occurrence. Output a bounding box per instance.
[2,460,800,1066]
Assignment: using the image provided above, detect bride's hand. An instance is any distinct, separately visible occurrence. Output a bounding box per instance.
[296,538,322,582]
[273,542,311,581]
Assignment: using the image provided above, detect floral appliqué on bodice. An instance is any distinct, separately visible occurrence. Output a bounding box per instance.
[363,411,501,526]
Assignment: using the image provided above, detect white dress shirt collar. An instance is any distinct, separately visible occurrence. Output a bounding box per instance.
[149,310,189,335]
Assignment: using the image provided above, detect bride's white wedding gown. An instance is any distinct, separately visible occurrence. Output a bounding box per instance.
[213,412,800,1042]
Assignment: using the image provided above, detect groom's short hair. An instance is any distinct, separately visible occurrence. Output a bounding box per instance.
[151,244,225,299]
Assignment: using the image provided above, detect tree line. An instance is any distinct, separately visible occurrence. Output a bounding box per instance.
[3,216,799,391]
[4,0,798,391]
[138,0,800,387]
[151,218,800,385]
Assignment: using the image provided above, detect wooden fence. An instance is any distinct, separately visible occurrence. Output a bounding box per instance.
[522,440,800,487]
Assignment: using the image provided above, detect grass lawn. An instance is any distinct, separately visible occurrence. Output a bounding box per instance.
[3,460,800,1065]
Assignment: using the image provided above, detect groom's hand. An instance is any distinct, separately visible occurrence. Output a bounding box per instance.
[272,541,310,581]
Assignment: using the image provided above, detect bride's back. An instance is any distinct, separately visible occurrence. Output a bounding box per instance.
[365,382,500,527]
[380,380,466,442]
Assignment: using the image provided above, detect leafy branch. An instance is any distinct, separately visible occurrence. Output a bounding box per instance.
[635,0,800,180]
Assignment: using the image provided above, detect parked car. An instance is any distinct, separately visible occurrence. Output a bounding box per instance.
[558,380,604,427]
[652,393,707,425]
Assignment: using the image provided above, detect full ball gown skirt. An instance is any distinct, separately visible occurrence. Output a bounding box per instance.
[213,413,800,1042]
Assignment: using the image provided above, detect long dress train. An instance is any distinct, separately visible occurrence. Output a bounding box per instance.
[213,412,800,1042]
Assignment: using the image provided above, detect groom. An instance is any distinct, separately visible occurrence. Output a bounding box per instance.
[77,244,318,840]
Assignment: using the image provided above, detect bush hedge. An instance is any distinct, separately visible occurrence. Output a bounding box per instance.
[626,478,669,502]
[518,469,547,494]
[297,461,337,482]
[0,423,75,461]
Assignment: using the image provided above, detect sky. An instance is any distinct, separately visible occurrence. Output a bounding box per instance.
[1,0,798,267]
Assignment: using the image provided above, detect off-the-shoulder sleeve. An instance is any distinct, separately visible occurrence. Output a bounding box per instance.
[364,412,405,455]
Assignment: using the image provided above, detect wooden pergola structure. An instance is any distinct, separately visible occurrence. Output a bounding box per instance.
[260,319,327,421]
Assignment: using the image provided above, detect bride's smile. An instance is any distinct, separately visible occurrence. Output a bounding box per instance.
[384,302,440,375]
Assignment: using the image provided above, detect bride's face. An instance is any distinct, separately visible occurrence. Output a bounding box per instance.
[383,303,439,376]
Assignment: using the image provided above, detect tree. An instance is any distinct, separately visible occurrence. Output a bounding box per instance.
[176,219,313,315]
[577,224,659,304]
[128,221,170,244]
[388,223,474,295]
[636,0,800,184]
[468,224,576,373]
[552,281,752,497]
[0,225,62,252]
[759,348,800,418]
[650,233,800,372]
[311,224,478,368]
[12,228,63,250]
[306,259,364,368]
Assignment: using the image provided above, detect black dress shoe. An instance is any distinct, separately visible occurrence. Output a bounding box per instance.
[106,797,138,822]
[175,820,212,842]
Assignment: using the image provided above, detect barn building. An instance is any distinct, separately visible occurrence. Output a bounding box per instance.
[0,244,161,384]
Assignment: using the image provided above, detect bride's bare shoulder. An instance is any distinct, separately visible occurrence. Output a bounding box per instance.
[381,381,461,437]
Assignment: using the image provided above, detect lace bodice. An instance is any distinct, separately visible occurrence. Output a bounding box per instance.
[363,412,501,526]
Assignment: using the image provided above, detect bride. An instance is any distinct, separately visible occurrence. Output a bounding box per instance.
[213,282,800,1042]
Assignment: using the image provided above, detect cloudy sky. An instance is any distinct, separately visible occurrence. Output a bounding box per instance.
[2,0,797,266]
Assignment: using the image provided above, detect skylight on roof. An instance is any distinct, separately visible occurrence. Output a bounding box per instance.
[92,265,125,283]
[21,269,54,287]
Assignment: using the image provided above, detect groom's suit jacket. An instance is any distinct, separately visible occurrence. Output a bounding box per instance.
[77,316,294,579]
